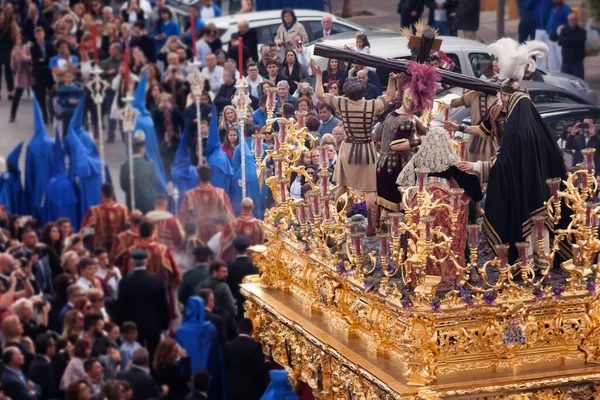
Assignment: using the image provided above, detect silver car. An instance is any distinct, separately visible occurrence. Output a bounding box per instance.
[307,31,597,104]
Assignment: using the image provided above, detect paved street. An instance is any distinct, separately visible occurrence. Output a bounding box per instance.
[1,1,598,205]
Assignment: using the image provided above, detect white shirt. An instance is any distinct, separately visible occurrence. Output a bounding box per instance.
[120,0,152,20]
[296,47,312,76]
[202,65,224,92]
[96,267,121,300]
[247,75,264,98]
[76,276,93,292]
[434,0,448,21]
[200,5,216,20]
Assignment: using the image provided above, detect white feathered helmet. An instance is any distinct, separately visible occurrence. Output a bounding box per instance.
[487,38,548,83]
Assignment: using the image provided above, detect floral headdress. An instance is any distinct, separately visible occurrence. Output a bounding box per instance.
[405,61,440,115]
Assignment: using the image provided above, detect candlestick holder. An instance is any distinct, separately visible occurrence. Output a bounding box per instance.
[85,65,109,182]
[187,65,206,164]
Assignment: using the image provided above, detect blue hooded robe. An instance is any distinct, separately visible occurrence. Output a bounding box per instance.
[231,135,264,218]
[132,71,168,195]
[25,93,55,219]
[171,122,199,210]
[261,370,299,400]
[0,142,26,216]
[41,129,78,229]
[66,124,103,226]
[175,297,226,400]
[66,96,112,182]
[207,104,233,197]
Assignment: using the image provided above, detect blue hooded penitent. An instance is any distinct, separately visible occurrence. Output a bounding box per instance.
[41,128,78,229]
[0,142,26,215]
[261,370,299,400]
[171,122,198,210]
[67,96,112,182]
[25,93,55,219]
[231,134,264,218]
[66,123,103,226]
[132,71,168,194]
[207,104,233,196]
[175,297,226,400]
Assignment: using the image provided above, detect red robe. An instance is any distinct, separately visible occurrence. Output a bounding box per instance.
[110,230,141,274]
[220,215,265,262]
[81,201,130,251]
[145,210,185,252]
[125,239,182,320]
[179,184,235,243]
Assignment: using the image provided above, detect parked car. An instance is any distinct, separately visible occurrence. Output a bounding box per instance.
[180,9,369,53]
[308,31,597,104]
[431,81,596,128]
[455,103,600,142]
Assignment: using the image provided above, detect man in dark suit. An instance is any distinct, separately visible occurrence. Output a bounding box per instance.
[226,235,258,317]
[116,249,169,357]
[30,26,55,124]
[22,5,50,43]
[28,334,58,400]
[57,284,84,332]
[185,370,210,400]
[224,318,267,400]
[116,348,165,400]
[2,347,40,400]
[119,132,158,214]
[195,288,228,345]
[213,69,237,113]
[314,15,339,40]
[566,118,600,168]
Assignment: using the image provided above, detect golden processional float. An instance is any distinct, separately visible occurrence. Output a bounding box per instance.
[238,46,600,399]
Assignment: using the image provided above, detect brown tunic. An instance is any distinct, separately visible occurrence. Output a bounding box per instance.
[328,95,387,192]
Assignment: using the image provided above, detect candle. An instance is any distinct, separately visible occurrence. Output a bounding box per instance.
[276,158,283,178]
[496,244,507,267]
[304,202,313,223]
[191,16,197,59]
[450,188,463,212]
[586,203,593,227]
[423,216,434,241]
[582,148,596,172]
[322,197,331,221]
[91,24,99,66]
[415,168,428,192]
[378,232,388,255]
[459,140,466,159]
[279,178,287,202]
[320,172,329,196]
[533,216,545,239]
[309,191,320,217]
[124,49,130,93]
[444,107,449,121]
[390,212,401,236]
[546,178,560,202]
[298,201,306,223]
[277,118,288,143]
[274,135,280,152]
[347,220,357,234]
[467,224,479,247]
[266,87,276,110]
[516,242,529,265]
[238,37,243,77]
[352,233,362,256]
[295,111,307,128]
[582,171,588,188]
[254,135,263,158]
[319,146,329,169]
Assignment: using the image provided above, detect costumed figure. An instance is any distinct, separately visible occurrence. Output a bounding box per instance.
[41,130,78,228]
[261,370,299,400]
[375,69,434,217]
[171,122,199,211]
[25,94,54,219]
[231,131,264,219]
[179,164,236,244]
[207,104,234,196]
[219,198,264,262]
[145,193,185,252]
[457,38,568,264]
[132,71,168,195]
[66,97,112,182]
[397,127,483,288]
[0,142,26,216]
[110,209,143,273]
[175,297,226,400]
[66,120,103,227]
[126,221,181,324]
[312,60,399,233]
[80,183,130,252]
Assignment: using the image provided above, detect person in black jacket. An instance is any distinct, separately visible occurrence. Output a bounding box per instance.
[226,235,258,318]
[29,27,55,124]
[152,93,185,177]
[453,0,480,40]
[566,119,600,167]
[28,334,58,400]
[397,0,424,31]
[116,348,166,400]
[196,288,228,345]
[237,20,258,62]
[559,12,586,79]
[152,338,191,400]
[185,370,210,400]
[130,20,157,63]
[2,346,39,400]
[21,5,50,44]
[224,318,267,400]
[213,69,236,113]
[115,250,169,357]
[314,15,339,40]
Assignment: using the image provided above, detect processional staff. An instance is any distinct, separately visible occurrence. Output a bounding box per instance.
[233,78,251,198]
[187,58,205,165]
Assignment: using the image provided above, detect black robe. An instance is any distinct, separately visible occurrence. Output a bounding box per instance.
[483,92,569,263]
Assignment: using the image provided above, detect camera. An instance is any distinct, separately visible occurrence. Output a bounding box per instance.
[296,40,302,48]
[582,123,590,129]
